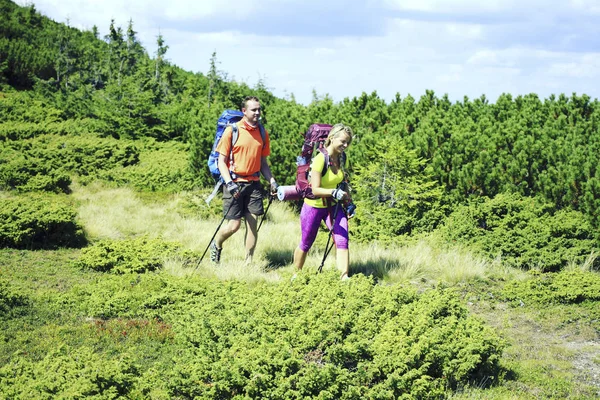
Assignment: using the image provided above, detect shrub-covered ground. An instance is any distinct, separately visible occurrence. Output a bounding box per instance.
[1,246,505,399]
[1,3,599,397]
[1,187,599,398]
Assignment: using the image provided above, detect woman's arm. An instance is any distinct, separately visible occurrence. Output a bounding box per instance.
[310,168,349,200]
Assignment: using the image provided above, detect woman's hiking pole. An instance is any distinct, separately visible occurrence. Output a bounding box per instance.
[318,202,340,273]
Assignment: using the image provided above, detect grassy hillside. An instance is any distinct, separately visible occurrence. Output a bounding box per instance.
[1,0,599,397]
[2,184,599,398]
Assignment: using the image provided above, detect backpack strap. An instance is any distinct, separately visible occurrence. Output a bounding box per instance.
[318,147,330,176]
[258,123,266,148]
[318,147,347,178]
[230,123,239,168]
[206,123,239,205]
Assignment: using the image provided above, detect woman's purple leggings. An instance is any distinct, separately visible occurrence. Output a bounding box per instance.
[299,203,348,252]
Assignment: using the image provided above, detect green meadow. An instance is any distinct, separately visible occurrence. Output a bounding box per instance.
[1,0,599,398]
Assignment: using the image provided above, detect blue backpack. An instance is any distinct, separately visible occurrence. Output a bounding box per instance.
[205,109,266,203]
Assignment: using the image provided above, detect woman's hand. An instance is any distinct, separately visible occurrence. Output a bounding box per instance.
[332,189,348,201]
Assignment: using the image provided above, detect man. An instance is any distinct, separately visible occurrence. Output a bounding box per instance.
[210,96,278,264]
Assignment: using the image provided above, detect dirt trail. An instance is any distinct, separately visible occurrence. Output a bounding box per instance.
[566,340,600,395]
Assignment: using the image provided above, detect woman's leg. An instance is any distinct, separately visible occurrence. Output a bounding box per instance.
[325,204,350,277]
[295,204,328,271]
[293,246,308,270]
[337,249,349,278]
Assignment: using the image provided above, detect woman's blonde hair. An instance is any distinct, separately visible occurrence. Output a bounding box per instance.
[325,123,353,147]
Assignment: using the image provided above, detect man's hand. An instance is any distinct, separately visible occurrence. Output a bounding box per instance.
[270,180,279,195]
[226,181,240,198]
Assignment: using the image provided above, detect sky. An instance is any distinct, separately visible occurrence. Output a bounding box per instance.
[24,0,600,105]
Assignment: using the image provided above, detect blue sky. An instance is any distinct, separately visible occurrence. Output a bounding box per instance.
[26,0,600,105]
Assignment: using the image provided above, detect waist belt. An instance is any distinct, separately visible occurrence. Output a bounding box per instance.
[230,171,260,180]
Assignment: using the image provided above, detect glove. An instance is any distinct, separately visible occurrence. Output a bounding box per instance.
[332,188,347,201]
[270,180,279,195]
[346,202,356,218]
[226,181,240,197]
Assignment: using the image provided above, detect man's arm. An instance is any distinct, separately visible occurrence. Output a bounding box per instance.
[260,156,278,192]
[218,153,233,183]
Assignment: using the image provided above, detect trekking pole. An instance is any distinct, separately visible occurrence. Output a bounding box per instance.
[317,202,340,273]
[257,193,274,233]
[194,189,240,270]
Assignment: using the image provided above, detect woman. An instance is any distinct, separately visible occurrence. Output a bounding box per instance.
[293,123,354,279]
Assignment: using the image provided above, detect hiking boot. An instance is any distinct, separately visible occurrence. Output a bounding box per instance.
[210,241,222,264]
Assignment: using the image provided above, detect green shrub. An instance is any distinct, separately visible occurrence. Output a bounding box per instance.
[77,236,198,274]
[503,269,600,306]
[0,134,196,193]
[66,271,505,398]
[434,193,598,271]
[0,193,86,249]
[352,137,444,243]
[168,274,503,398]
[0,346,139,399]
[0,119,111,141]
[0,278,28,318]
[0,148,72,193]
[0,134,140,192]
[96,139,195,192]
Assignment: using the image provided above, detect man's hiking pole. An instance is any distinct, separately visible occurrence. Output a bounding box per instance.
[257,193,274,233]
[194,193,237,270]
[317,202,340,273]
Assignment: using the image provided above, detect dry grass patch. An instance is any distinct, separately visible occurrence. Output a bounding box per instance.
[72,183,520,285]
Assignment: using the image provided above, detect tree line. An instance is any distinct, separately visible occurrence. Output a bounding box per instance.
[1,0,599,268]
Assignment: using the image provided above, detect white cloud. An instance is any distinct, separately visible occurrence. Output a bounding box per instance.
[435,64,464,83]
[22,0,600,104]
[314,48,336,56]
[569,0,600,14]
[548,54,600,78]
[445,23,483,40]
[382,0,523,13]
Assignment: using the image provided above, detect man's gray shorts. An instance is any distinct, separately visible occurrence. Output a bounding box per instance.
[222,181,264,220]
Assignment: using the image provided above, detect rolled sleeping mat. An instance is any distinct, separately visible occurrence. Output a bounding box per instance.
[277,185,301,201]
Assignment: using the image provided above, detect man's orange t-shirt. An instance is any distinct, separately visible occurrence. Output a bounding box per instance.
[216,119,271,182]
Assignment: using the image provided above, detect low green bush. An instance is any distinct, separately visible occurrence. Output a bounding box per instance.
[0,149,72,193]
[0,193,86,249]
[60,271,505,398]
[0,346,139,399]
[0,134,195,193]
[434,193,598,271]
[95,139,195,192]
[0,134,139,192]
[0,119,113,141]
[503,269,600,306]
[77,236,198,274]
[0,278,28,318]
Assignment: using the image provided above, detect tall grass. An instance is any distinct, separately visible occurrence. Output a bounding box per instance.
[72,182,519,285]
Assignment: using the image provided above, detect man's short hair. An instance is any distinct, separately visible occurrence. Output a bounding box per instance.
[242,96,260,110]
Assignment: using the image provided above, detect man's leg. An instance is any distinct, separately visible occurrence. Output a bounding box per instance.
[216,219,242,248]
[243,212,258,263]
[211,185,243,263]
[244,182,265,264]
